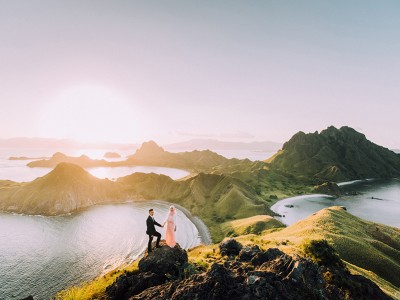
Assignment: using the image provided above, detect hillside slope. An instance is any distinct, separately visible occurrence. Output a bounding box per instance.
[0,163,118,214]
[263,206,400,288]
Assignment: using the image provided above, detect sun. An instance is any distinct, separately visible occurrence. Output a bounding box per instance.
[37,85,137,143]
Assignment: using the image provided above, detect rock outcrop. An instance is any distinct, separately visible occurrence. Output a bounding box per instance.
[116,240,392,300]
[312,181,342,196]
[106,241,188,300]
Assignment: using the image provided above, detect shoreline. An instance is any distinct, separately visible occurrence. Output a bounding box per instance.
[271,177,383,220]
[0,199,213,246]
[271,194,335,225]
[337,178,377,187]
[0,200,212,246]
[149,200,213,245]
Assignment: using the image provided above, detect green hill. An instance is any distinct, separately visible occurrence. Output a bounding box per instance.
[221,214,285,236]
[261,206,400,289]
[267,126,400,182]
[116,171,271,240]
[0,163,117,214]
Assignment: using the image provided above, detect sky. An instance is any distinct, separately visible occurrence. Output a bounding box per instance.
[1,1,399,148]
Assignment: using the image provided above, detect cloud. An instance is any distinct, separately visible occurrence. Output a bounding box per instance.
[176,131,255,140]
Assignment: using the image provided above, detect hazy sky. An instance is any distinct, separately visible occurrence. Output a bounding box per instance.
[1,1,399,147]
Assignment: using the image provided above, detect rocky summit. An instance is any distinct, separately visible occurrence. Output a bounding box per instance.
[106,241,188,300]
[106,239,392,300]
[267,126,400,182]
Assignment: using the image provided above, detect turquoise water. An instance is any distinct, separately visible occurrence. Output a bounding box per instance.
[0,202,202,300]
[271,179,400,227]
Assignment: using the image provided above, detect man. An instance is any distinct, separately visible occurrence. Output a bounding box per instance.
[146,208,163,253]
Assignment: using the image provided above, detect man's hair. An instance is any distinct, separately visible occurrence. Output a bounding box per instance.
[149,209,154,213]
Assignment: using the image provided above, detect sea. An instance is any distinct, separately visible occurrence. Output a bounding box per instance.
[271,179,400,228]
[1,147,399,299]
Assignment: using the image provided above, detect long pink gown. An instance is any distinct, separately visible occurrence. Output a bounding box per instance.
[165,213,176,247]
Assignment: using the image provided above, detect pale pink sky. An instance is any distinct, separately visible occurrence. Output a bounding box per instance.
[1,1,399,148]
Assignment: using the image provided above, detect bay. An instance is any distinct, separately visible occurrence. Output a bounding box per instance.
[0,201,205,300]
[271,179,400,228]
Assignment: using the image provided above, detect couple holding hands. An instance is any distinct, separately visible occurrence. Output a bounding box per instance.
[146,206,177,253]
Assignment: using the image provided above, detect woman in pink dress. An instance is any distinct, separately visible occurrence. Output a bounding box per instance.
[163,206,177,247]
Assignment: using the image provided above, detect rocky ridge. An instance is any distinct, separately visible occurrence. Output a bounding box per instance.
[105,239,392,300]
[267,126,400,182]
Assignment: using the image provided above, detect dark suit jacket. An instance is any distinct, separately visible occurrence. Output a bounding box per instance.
[146,215,162,235]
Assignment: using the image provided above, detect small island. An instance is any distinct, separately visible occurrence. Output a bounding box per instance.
[8,156,49,160]
[104,152,121,158]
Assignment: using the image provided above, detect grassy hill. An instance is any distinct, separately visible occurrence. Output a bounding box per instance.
[221,214,285,236]
[257,206,400,289]
[0,163,118,214]
[116,171,272,240]
[267,126,400,182]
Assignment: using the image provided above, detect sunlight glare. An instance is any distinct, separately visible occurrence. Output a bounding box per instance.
[37,85,137,143]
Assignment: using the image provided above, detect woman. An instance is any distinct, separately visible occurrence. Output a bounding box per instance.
[163,205,177,247]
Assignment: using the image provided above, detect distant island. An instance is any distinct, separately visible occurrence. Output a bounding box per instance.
[164,138,282,152]
[104,152,121,158]
[8,156,49,160]
[27,141,265,174]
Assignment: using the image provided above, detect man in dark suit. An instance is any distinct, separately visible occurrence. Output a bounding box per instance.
[146,208,163,253]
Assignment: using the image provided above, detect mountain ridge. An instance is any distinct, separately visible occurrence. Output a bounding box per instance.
[267,126,400,182]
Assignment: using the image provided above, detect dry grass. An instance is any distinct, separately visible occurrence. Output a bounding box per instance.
[55,261,139,300]
[221,215,285,236]
[262,206,400,288]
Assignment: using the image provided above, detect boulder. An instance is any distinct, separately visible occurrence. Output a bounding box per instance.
[250,247,285,266]
[238,245,261,262]
[106,241,188,300]
[138,242,188,278]
[106,271,164,300]
[219,238,243,257]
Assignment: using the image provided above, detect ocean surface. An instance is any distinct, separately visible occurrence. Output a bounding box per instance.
[271,179,400,227]
[0,201,203,299]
